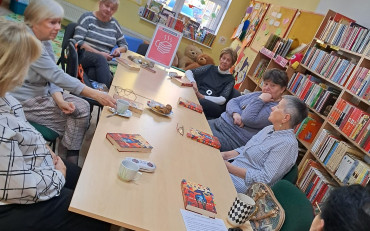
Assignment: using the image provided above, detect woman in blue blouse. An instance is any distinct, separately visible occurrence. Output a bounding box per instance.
[221,95,308,193]
[209,68,289,151]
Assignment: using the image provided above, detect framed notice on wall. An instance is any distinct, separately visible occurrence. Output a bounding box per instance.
[146,24,182,68]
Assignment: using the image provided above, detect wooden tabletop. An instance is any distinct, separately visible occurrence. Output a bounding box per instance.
[69,52,251,231]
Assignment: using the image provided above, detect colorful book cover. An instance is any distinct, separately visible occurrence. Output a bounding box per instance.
[186,128,221,149]
[106,133,153,152]
[178,97,203,113]
[180,179,217,218]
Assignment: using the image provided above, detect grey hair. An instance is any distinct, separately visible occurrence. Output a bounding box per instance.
[100,0,120,5]
[282,95,308,128]
[24,0,64,26]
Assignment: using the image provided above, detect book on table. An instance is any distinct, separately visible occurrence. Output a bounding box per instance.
[186,128,221,149]
[178,97,203,113]
[106,133,153,152]
[180,179,217,218]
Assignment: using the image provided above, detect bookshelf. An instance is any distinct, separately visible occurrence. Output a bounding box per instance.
[240,9,370,205]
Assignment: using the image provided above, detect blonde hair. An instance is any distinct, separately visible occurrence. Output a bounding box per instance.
[24,0,64,27]
[0,19,42,96]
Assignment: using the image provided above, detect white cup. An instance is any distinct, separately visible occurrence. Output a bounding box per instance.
[118,160,142,182]
[116,99,129,114]
[227,193,256,227]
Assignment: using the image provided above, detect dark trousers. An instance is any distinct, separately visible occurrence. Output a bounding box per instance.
[199,98,226,120]
[0,161,110,231]
[80,51,113,89]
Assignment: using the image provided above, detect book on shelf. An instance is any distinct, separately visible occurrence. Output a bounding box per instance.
[186,128,221,149]
[180,179,217,218]
[178,97,203,113]
[295,112,322,143]
[334,154,369,185]
[106,133,153,152]
[112,94,144,114]
[326,141,363,173]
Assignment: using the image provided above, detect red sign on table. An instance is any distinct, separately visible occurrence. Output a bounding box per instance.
[146,24,182,68]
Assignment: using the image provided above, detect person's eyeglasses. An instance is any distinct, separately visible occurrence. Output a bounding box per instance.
[176,123,184,136]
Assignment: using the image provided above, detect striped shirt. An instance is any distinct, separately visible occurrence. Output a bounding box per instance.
[74,12,128,53]
[0,94,65,205]
[230,125,298,193]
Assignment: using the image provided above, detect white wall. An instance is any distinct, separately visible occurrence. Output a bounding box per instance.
[316,0,370,28]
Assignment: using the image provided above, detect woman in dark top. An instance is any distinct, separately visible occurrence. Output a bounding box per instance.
[185,47,237,119]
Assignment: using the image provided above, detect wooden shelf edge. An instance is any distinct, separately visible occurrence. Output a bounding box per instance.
[313,38,363,57]
[327,121,370,156]
[311,153,344,186]
[299,64,345,89]
[344,88,370,106]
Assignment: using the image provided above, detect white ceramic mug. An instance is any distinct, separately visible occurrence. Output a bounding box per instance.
[227,193,256,227]
[116,99,129,114]
[118,160,142,182]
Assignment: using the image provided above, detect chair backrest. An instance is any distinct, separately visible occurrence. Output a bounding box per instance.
[125,35,144,53]
[272,180,314,231]
[136,43,149,56]
[282,164,298,184]
[57,22,78,71]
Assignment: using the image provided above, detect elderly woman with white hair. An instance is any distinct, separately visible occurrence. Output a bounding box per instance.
[73,0,128,88]
[0,19,110,231]
[221,95,308,193]
[10,0,116,165]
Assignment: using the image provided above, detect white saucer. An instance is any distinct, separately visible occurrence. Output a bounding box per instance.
[109,107,132,118]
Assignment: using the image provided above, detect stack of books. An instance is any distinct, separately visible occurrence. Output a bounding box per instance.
[346,67,370,100]
[287,72,340,116]
[319,17,370,54]
[264,34,293,59]
[251,59,269,84]
[328,99,370,151]
[297,159,337,205]
[301,46,356,86]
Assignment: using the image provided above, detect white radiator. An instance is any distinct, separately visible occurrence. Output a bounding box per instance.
[56,0,149,41]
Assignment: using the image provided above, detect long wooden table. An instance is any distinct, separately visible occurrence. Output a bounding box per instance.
[69,52,251,231]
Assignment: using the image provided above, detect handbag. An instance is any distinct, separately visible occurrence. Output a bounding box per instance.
[245,182,285,231]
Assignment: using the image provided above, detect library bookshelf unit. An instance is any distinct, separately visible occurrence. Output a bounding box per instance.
[239,9,370,205]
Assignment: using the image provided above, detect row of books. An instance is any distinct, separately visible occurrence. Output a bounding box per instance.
[311,129,369,186]
[346,67,370,100]
[287,72,340,116]
[251,59,268,84]
[297,159,337,205]
[319,18,370,54]
[140,4,215,46]
[264,34,293,58]
[328,99,370,151]
[295,112,322,143]
[301,46,356,86]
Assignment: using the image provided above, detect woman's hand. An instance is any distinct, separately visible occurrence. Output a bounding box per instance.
[232,113,244,127]
[95,91,116,108]
[259,92,273,102]
[57,101,75,114]
[100,51,113,61]
[111,49,121,57]
[54,156,66,178]
[221,150,239,160]
[192,82,198,93]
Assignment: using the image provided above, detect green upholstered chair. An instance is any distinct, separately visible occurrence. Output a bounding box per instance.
[272,180,314,231]
[29,121,59,152]
[282,164,298,184]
